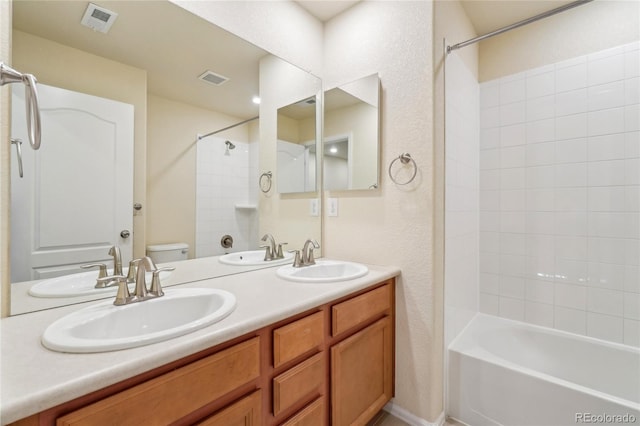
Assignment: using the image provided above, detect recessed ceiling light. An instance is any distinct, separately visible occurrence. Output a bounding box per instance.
[330,146,338,154]
[252,96,261,105]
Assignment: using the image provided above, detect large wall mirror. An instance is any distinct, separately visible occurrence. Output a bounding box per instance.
[8,0,321,315]
[323,73,380,191]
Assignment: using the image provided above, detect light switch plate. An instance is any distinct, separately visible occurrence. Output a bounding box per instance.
[328,198,338,217]
[310,198,319,216]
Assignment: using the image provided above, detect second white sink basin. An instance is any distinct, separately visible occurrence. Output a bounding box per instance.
[219,250,294,266]
[29,268,172,298]
[42,288,236,353]
[276,260,368,283]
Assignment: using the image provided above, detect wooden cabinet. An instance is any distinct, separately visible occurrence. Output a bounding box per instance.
[13,279,395,426]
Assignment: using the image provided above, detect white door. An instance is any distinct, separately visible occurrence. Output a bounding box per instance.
[277,139,306,193]
[11,84,134,282]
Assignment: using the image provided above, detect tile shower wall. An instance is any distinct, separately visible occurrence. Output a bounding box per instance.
[479,41,640,346]
[196,137,259,257]
[445,52,480,347]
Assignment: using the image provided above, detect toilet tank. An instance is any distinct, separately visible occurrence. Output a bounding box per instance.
[146,243,189,263]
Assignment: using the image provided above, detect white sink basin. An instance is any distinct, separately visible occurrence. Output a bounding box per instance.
[28,268,172,298]
[219,250,294,266]
[42,288,236,353]
[276,260,368,283]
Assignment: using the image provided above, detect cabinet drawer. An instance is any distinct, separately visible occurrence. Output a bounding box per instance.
[281,397,324,426]
[196,390,262,426]
[273,353,324,416]
[57,337,260,426]
[273,311,324,368]
[332,284,391,336]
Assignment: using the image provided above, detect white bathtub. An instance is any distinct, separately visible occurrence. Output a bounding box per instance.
[448,314,640,426]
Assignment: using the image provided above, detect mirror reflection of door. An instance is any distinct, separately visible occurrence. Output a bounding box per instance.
[11,84,134,282]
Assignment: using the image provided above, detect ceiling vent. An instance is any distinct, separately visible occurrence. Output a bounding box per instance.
[198,70,230,86]
[81,3,118,34]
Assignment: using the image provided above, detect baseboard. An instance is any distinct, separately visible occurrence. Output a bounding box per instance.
[383,401,445,426]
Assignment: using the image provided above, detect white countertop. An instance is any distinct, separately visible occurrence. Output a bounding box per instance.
[1,260,400,424]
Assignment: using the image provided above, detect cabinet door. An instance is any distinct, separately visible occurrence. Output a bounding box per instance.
[331,317,393,426]
[197,390,262,426]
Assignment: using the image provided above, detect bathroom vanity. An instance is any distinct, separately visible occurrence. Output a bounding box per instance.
[1,262,399,425]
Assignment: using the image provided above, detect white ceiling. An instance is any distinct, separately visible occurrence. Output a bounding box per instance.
[295,0,361,22]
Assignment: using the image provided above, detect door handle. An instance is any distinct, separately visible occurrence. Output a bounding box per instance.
[120,230,131,239]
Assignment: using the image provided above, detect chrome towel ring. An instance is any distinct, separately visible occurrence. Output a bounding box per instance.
[259,171,273,193]
[388,153,417,185]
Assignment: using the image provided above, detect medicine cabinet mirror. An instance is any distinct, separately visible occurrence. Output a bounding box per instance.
[323,73,380,191]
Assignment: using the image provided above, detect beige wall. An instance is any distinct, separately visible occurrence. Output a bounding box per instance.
[323,1,440,421]
[146,94,249,256]
[12,30,148,259]
[479,0,640,81]
[1,1,11,317]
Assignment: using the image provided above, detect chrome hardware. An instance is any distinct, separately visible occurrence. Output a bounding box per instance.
[292,239,320,268]
[221,235,234,249]
[11,139,23,178]
[149,267,175,297]
[81,263,109,288]
[261,234,286,261]
[276,243,288,259]
[1,62,42,150]
[105,257,166,306]
[108,246,123,276]
[133,203,142,211]
[126,259,139,283]
[259,171,273,193]
[96,275,130,306]
[388,153,417,185]
[120,230,131,239]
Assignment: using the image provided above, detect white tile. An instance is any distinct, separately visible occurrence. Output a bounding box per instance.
[625,104,640,132]
[587,107,625,136]
[556,55,587,70]
[526,71,555,99]
[479,273,500,294]
[626,186,640,211]
[500,189,526,211]
[588,54,625,86]
[555,88,588,117]
[526,165,555,189]
[480,106,500,128]
[500,168,526,190]
[624,292,640,320]
[500,212,526,233]
[480,190,500,211]
[527,254,556,282]
[527,95,555,121]
[527,211,555,234]
[555,138,587,164]
[555,163,587,188]
[526,141,555,166]
[587,312,624,343]
[525,301,554,327]
[626,132,640,158]
[626,50,640,78]
[526,118,555,144]
[624,319,640,347]
[500,297,525,321]
[500,146,526,168]
[554,212,587,236]
[480,148,500,170]
[588,133,626,161]
[588,212,639,239]
[555,258,589,285]
[480,293,500,315]
[588,262,626,291]
[587,287,624,316]
[480,170,501,190]
[499,274,525,298]
[625,266,640,293]
[480,231,500,253]
[527,234,555,257]
[555,283,587,309]
[587,160,626,186]
[588,186,627,212]
[500,78,526,104]
[555,187,587,211]
[500,232,527,255]
[555,236,587,261]
[480,83,501,108]
[480,128,500,150]
[556,62,588,93]
[626,77,640,105]
[526,189,555,211]
[527,63,555,77]
[499,124,526,147]
[588,45,626,61]
[500,101,526,126]
[588,237,629,264]
[554,306,587,335]
[626,239,640,265]
[588,81,626,111]
[525,280,555,304]
[556,113,588,141]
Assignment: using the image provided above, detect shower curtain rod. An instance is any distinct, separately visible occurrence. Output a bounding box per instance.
[446,0,593,53]
[197,116,259,141]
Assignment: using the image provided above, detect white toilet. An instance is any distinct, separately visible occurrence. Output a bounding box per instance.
[146,243,189,263]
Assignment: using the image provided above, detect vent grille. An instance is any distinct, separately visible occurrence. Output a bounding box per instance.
[198,70,229,86]
[80,3,118,33]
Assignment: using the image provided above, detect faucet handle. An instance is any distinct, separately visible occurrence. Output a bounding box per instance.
[125,259,140,283]
[290,250,303,268]
[260,245,273,261]
[99,275,130,306]
[81,263,109,288]
[149,267,175,297]
[133,257,155,299]
[276,243,288,259]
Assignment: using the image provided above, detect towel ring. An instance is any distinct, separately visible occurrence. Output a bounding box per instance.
[259,171,273,193]
[388,153,417,185]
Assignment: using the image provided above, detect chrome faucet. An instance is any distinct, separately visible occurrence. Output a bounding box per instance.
[99,256,175,306]
[260,233,287,261]
[108,246,123,276]
[292,239,320,267]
